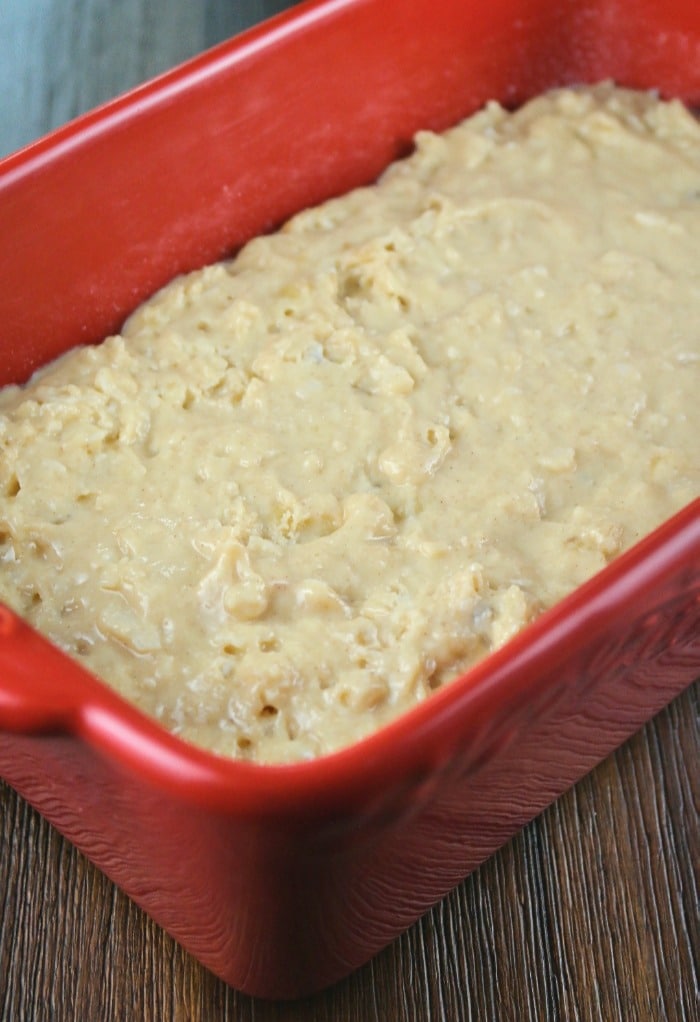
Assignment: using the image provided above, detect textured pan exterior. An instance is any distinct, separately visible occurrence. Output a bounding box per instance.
[1,0,699,998]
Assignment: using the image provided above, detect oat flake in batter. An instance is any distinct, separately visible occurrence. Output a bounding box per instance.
[1,84,698,762]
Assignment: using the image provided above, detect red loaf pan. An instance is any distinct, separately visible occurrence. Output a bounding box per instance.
[1,0,699,1000]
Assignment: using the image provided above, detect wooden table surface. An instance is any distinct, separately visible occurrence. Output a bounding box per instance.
[0,3,698,1019]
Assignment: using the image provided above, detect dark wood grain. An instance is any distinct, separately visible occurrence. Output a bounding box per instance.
[1,3,698,1019]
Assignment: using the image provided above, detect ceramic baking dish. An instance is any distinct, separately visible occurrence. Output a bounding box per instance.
[1,0,699,1000]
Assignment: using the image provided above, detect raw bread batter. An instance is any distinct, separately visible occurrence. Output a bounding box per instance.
[1,84,698,762]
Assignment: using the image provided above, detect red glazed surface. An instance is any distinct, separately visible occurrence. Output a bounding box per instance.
[1,0,699,999]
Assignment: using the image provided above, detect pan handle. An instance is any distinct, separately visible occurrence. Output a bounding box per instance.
[0,604,85,733]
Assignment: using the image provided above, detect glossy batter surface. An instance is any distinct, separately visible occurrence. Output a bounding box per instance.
[1,85,698,761]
